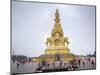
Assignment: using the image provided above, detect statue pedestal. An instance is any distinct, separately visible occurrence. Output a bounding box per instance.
[45,46,70,55]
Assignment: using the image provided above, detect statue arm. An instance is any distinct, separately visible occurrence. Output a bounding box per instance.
[45,38,50,46]
[64,37,70,45]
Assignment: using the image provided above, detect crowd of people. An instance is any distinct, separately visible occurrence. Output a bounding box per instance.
[36,56,96,72]
[11,56,96,72]
[12,56,33,68]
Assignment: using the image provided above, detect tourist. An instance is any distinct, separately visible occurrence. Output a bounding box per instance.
[47,63,50,68]
[36,62,43,72]
[64,63,66,67]
[72,61,78,70]
[41,60,46,66]
[77,59,81,66]
[91,60,95,67]
[53,61,55,67]
[82,60,85,67]
[60,61,62,67]
[17,61,20,68]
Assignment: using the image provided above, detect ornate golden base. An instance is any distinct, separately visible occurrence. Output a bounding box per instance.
[33,53,76,62]
[45,46,70,55]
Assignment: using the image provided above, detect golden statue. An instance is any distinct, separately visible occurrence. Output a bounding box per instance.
[33,9,74,62]
[45,9,70,55]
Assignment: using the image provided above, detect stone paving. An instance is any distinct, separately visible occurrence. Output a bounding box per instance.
[11,61,96,74]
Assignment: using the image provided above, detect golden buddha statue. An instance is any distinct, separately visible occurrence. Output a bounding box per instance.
[33,9,75,62]
[45,9,70,55]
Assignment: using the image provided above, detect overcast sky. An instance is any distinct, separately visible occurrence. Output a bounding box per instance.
[12,1,96,57]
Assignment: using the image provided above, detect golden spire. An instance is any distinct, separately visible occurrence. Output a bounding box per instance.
[55,9,60,23]
[51,9,64,36]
